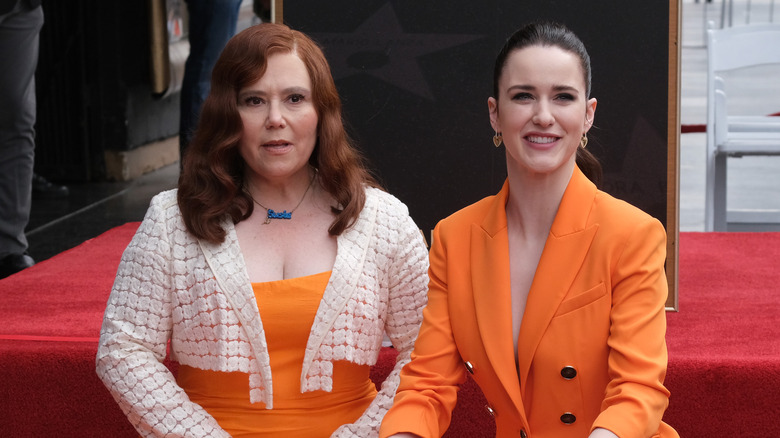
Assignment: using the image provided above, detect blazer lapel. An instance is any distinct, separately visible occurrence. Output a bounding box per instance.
[516,168,598,393]
[300,193,377,381]
[471,181,525,410]
[198,221,274,396]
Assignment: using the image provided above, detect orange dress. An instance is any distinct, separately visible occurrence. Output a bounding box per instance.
[177,271,377,437]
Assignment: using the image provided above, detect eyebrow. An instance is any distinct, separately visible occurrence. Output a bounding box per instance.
[506,84,579,93]
[238,86,311,98]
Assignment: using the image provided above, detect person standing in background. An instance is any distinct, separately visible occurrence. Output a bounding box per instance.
[0,0,42,279]
[179,0,243,163]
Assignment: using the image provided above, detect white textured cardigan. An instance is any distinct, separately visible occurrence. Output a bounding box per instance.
[96,187,429,437]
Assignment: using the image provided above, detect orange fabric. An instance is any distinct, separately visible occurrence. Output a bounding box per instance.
[381,168,677,438]
[178,271,377,437]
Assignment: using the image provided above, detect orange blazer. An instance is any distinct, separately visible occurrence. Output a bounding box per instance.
[381,167,678,438]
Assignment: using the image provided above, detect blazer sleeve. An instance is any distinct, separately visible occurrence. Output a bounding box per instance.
[379,221,469,438]
[592,216,671,438]
[333,200,430,438]
[95,196,229,438]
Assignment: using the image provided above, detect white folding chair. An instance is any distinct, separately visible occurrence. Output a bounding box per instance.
[704,24,780,231]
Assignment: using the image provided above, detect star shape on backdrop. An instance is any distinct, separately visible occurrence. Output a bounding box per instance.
[309,2,485,100]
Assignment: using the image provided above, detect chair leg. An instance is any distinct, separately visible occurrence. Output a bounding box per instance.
[704,133,717,231]
[713,153,728,231]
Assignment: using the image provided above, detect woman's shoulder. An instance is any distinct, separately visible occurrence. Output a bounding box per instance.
[593,189,659,225]
[149,188,178,207]
[591,189,665,240]
[141,189,183,222]
[437,192,500,229]
[365,186,409,215]
[128,189,192,250]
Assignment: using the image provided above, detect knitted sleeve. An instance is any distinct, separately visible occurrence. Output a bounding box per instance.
[95,193,229,437]
[333,196,430,437]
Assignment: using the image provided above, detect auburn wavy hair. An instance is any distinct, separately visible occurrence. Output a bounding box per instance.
[177,23,379,243]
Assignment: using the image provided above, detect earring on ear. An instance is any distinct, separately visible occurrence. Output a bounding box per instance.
[493,131,503,147]
[580,133,588,149]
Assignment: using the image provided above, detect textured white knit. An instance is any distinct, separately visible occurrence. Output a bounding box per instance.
[96,187,429,437]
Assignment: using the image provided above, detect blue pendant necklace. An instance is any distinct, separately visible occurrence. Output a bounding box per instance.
[246,170,317,224]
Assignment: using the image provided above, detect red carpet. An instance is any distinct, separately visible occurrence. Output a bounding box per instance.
[663,232,780,437]
[1,224,779,437]
[0,223,140,437]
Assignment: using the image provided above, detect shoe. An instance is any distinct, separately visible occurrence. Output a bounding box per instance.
[0,252,35,279]
[32,173,69,199]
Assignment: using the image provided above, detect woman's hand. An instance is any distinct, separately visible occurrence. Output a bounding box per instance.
[588,428,619,438]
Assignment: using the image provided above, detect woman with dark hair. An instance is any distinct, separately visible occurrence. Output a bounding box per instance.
[380,22,677,438]
[96,23,429,438]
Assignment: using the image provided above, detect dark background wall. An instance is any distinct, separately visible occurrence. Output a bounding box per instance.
[31,0,672,234]
[285,0,671,236]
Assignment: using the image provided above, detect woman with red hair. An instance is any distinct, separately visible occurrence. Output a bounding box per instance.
[96,23,429,437]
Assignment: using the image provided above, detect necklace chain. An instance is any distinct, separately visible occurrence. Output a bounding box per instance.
[246,169,317,224]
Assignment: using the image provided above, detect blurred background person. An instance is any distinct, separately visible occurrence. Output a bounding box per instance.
[0,0,42,278]
[179,0,242,163]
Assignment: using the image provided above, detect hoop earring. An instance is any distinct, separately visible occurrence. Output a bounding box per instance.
[580,133,588,149]
[493,132,503,147]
